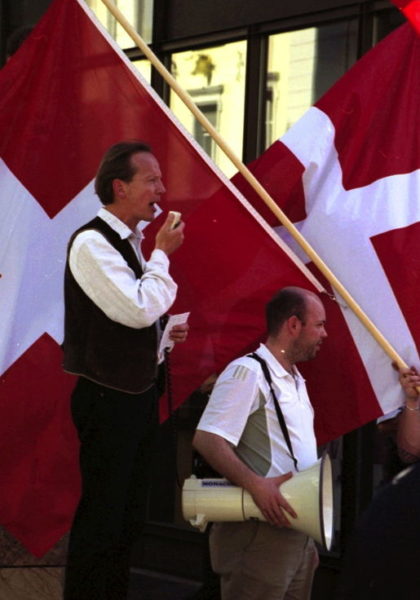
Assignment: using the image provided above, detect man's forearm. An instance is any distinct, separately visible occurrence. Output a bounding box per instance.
[70,234,176,328]
[397,403,420,460]
[395,368,420,461]
[192,429,296,526]
[193,430,261,493]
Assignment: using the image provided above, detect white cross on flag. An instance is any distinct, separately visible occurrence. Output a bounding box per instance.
[0,0,319,555]
[233,21,420,442]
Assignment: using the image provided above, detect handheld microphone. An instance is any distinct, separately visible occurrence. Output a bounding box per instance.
[169,210,181,229]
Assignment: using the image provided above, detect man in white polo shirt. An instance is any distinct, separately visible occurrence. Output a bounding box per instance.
[193,286,327,600]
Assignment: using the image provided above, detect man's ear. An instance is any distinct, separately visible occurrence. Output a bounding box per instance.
[287,315,303,337]
[112,178,126,199]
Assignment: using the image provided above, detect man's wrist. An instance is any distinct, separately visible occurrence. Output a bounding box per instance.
[153,244,168,254]
[151,247,170,263]
[404,399,420,411]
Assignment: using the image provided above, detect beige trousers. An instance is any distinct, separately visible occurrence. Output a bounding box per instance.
[210,521,318,600]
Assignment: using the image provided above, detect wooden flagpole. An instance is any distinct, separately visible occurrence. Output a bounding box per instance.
[99,0,408,370]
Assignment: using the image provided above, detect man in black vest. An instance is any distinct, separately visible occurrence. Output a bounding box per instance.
[62,141,187,600]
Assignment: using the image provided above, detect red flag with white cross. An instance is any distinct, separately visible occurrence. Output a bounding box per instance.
[0,0,318,555]
[233,22,420,442]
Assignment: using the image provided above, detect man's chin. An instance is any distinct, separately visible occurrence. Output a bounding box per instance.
[306,347,321,360]
[140,213,155,223]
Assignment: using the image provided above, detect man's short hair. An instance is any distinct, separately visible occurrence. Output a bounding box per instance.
[94,141,151,205]
[266,287,308,337]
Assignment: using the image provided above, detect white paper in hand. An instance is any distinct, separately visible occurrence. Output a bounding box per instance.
[158,312,190,361]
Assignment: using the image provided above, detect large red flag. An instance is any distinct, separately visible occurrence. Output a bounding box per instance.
[0,0,318,555]
[233,22,420,442]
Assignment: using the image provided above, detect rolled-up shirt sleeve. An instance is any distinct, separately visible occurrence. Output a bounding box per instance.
[69,230,177,328]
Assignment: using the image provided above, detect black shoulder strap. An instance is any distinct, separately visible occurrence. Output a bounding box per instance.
[248,352,299,471]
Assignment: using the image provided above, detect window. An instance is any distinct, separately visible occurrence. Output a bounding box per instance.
[193,100,218,158]
[265,20,358,146]
[170,41,247,178]
[132,59,152,83]
[85,0,153,46]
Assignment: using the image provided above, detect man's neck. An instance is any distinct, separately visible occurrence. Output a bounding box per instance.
[265,339,294,374]
[105,205,139,232]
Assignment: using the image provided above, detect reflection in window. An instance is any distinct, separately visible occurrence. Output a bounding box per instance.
[85,0,153,46]
[194,102,218,158]
[265,21,357,146]
[132,59,152,83]
[170,42,247,178]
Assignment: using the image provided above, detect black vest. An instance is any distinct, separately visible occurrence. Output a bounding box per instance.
[62,217,159,394]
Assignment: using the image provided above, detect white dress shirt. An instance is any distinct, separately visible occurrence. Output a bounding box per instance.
[69,207,177,329]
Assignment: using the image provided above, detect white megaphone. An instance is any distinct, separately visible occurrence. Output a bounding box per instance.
[182,452,334,550]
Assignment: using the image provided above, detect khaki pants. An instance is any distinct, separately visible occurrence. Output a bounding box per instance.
[210,521,318,600]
